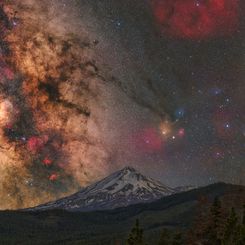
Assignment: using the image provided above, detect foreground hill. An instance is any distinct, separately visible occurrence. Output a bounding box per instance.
[0,183,244,245]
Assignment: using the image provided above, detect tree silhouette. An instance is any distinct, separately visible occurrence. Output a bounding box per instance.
[222,207,239,244]
[205,196,225,245]
[186,195,210,244]
[158,229,171,245]
[127,219,147,245]
[238,204,245,245]
[243,205,245,226]
[172,233,183,245]
[187,196,226,245]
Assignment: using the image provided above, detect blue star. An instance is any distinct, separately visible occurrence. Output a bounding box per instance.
[175,107,185,119]
[114,19,123,29]
[210,87,222,96]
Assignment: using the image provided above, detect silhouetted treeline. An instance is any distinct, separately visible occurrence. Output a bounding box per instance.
[123,198,245,245]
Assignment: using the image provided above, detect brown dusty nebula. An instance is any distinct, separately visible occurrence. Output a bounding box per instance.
[0,1,112,209]
[1,0,243,209]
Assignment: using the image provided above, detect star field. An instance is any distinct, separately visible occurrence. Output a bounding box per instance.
[0,0,243,209]
[86,0,244,187]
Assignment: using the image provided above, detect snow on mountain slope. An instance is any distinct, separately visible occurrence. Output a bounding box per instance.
[29,166,176,212]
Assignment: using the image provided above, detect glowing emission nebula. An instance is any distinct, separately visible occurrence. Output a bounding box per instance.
[0,0,244,209]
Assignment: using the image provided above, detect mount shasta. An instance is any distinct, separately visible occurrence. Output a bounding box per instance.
[29,167,191,212]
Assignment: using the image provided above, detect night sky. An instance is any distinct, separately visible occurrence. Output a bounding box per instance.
[0,0,244,209]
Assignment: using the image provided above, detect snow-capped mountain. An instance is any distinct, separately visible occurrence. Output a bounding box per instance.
[29,166,176,212]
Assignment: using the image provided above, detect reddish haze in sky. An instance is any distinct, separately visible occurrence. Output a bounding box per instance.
[151,0,239,39]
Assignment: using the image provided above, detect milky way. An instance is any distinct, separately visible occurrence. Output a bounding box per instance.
[0,0,244,209]
[0,0,114,209]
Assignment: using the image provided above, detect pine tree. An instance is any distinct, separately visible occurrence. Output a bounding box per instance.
[188,197,245,245]
[238,204,245,245]
[243,204,245,226]
[186,195,210,244]
[158,229,171,245]
[127,219,147,245]
[172,233,183,245]
[222,207,239,245]
[204,196,225,245]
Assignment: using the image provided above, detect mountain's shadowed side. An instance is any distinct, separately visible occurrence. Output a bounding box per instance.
[27,167,178,212]
[0,182,244,244]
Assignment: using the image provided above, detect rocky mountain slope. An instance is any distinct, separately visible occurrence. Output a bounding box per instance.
[1,183,244,245]
[29,166,176,211]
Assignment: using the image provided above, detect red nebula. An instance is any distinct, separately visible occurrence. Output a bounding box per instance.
[178,128,185,137]
[0,67,14,80]
[151,0,240,39]
[3,67,14,80]
[49,173,58,181]
[42,157,52,166]
[133,128,163,154]
[58,162,67,169]
[5,123,13,129]
[27,136,48,153]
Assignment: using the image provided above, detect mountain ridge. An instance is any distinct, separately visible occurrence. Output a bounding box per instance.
[3,182,244,245]
[28,166,179,212]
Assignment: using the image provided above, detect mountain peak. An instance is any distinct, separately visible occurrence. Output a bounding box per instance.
[121,166,137,173]
[29,166,176,212]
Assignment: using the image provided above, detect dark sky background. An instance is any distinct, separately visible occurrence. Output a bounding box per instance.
[72,0,244,186]
[0,0,244,209]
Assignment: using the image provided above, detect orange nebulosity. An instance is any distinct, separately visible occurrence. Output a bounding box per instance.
[160,120,172,137]
[0,100,14,127]
[151,0,240,39]
[0,1,110,210]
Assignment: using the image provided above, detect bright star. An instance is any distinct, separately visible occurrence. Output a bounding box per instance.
[160,121,171,137]
[225,123,230,128]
